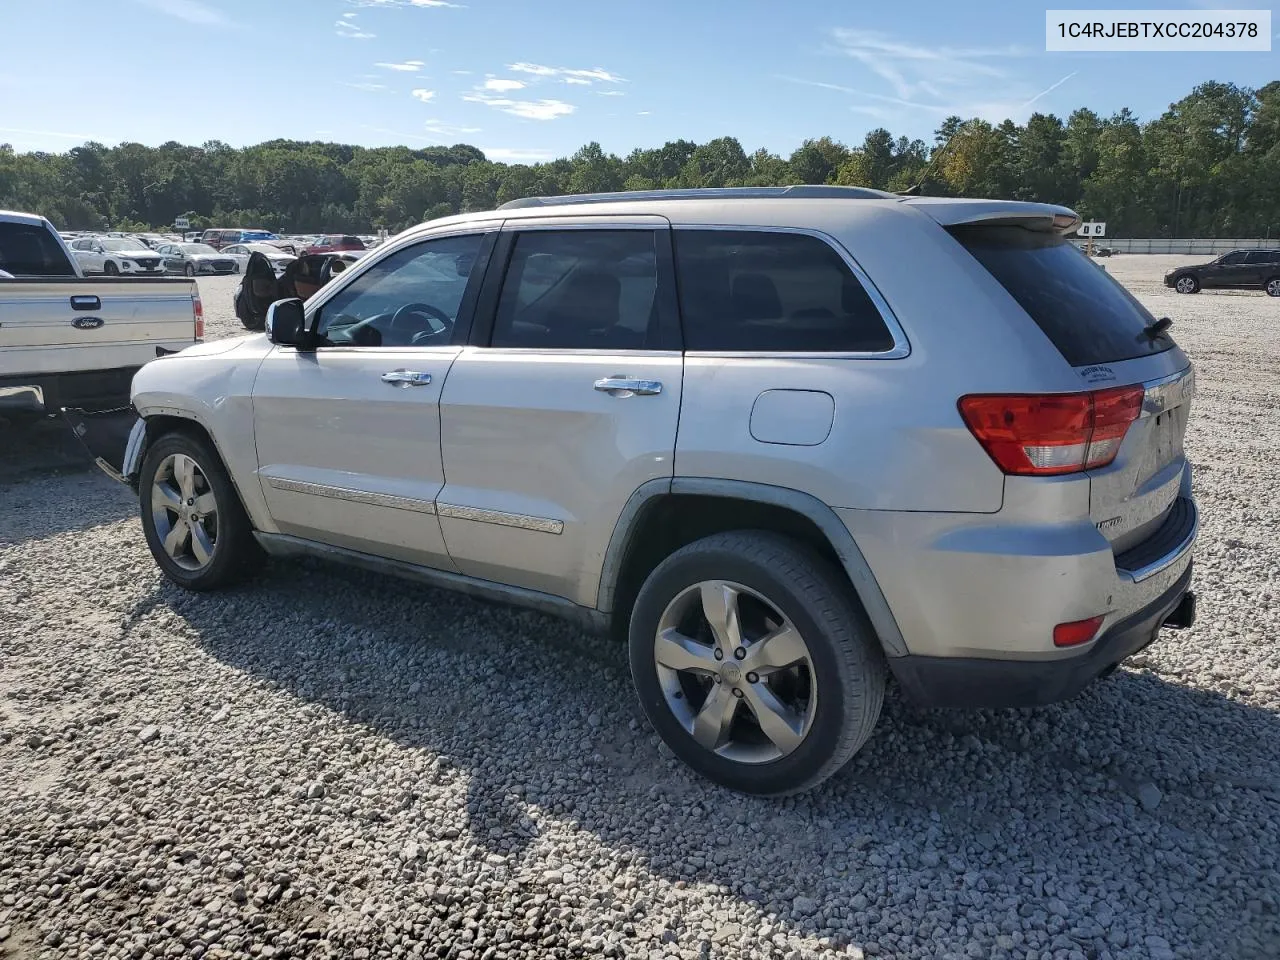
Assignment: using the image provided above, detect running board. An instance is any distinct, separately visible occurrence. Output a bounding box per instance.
[252,532,609,634]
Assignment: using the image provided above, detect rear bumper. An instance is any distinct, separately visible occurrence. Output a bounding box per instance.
[0,367,138,416]
[889,564,1195,708]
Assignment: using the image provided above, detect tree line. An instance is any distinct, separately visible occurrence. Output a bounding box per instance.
[1,80,1276,238]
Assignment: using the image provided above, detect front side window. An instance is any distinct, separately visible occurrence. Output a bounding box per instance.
[1221,251,1248,265]
[673,230,895,353]
[315,233,485,347]
[490,230,660,350]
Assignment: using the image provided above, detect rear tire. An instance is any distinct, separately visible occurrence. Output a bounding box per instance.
[138,431,263,591]
[104,261,119,276]
[628,531,885,796]
[1266,277,1280,298]
[1174,274,1199,294]
[185,263,196,278]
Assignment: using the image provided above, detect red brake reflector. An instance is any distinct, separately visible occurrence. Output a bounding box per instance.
[1053,616,1105,648]
[193,295,205,340]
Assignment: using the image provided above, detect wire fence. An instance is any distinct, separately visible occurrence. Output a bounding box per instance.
[1084,238,1280,255]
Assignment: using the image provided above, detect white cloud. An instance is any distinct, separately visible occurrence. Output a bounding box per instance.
[451,70,473,76]
[563,77,591,86]
[133,0,224,25]
[335,18,375,38]
[342,11,356,17]
[595,90,625,97]
[780,28,1075,125]
[482,148,557,163]
[506,63,626,85]
[637,111,651,116]
[422,119,482,136]
[411,89,436,102]
[483,78,526,92]
[341,81,388,92]
[376,60,425,72]
[463,92,576,121]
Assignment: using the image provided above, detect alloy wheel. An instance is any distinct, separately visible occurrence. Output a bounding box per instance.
[1175,276,1197,293]
[653,580,817,764]
[1267,278,1280,297]
[151,453,219,571]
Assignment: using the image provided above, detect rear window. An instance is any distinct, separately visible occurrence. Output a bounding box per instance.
[949,226,1173,367]
[0,222,76,277]
[342,236,365,248]
[673,230,896,353]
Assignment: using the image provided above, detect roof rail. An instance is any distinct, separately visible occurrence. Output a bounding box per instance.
[497,185,899,210]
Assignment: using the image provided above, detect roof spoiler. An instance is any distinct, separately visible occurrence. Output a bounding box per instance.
[901,198,1081,235]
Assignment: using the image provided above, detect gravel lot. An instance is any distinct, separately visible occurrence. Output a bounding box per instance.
[1,259,1278,960]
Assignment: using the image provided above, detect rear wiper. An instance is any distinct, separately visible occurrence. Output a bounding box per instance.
[1143,316,1174,340]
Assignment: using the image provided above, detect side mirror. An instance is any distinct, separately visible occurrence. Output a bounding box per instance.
[266,298,307,347]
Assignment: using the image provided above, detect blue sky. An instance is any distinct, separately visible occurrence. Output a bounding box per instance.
[1,0,1275,161]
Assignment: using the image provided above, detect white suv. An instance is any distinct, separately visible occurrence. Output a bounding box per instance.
[112,187,1199,795]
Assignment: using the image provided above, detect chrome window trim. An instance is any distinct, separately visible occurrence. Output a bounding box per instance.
[437,502,564,535]
[671,223,910,360]
[266,477,437,515]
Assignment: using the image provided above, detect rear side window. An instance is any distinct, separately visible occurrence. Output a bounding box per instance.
[491,230,660,351]
[949,226,1173,367]
[1246,251,1278,264]
[673,230,895,353]
[342,236,365,248]
[0,223,76,277]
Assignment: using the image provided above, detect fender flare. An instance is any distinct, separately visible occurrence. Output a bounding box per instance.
[596,477,908,658]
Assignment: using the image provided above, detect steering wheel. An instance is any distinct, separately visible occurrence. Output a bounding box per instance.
[389,302,452,342]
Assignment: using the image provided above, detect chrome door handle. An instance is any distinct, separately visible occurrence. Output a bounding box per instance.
[381,370,432,387]
[594,377,662,397]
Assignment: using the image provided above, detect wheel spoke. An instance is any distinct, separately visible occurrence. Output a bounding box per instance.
[189,523,214,565]
[689,682,739,750]
[163,519,190,558]
[700,581,743,653]
[654,629,718,674]
[152,481,182,513]
[193,493,218,518]
[742,682,805,754]
[174,455,196,500]
[742,622,807,676]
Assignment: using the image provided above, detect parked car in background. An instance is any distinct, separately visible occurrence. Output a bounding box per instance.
[108,186,1197,795]
[156,242,240,276]
[68,236,166,275]
[1165,249,1280,296]
[200,228,276,250]
[222,242,296,274]
[303,234,366,256]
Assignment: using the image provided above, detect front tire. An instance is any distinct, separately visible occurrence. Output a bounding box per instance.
[138,431,263,590]
[628,531,885,796]
[184,263,196,278]
[104,261,119,276]
[1174,274,1199,294]
[1266,277,1280,298]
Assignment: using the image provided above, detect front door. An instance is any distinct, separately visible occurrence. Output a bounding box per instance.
[251,229,495,569]
[437,218,684,607]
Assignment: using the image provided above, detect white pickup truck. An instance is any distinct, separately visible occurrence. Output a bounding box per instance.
[0,209,202,420]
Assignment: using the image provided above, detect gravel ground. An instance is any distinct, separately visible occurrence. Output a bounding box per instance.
[1,259,1278,960]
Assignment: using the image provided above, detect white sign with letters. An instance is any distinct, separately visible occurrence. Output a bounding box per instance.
[1077,221,1107,237]
[174,217,191,229]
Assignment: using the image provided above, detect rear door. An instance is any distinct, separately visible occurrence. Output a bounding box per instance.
[1245,251,1278,287]
[948,224,1193,556]
[435,216,683,606]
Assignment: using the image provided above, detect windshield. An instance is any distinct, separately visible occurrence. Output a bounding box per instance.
[101,238,151,252]
[179,243,218,255]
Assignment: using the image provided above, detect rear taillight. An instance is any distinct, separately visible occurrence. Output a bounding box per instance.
[193,294,205,340]
[958,385,1144,477]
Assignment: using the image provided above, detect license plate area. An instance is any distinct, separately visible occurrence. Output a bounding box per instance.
[1136,404,1186,486]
